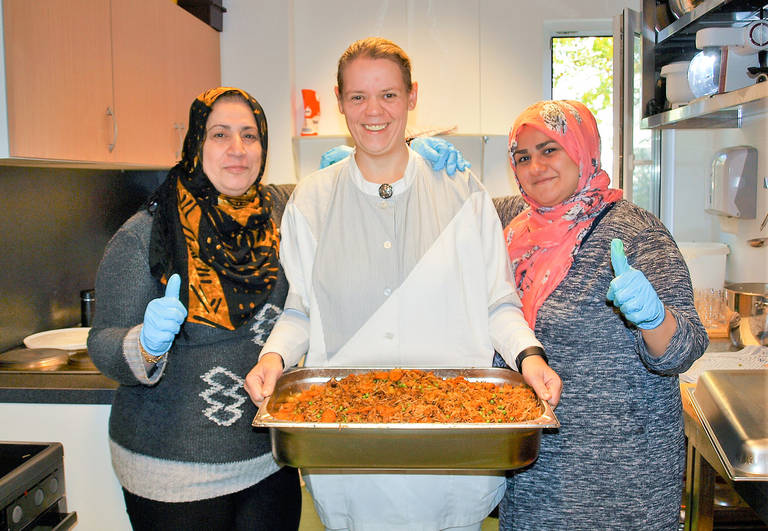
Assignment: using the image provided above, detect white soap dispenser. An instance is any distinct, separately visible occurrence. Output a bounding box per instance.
[705,146,757,219]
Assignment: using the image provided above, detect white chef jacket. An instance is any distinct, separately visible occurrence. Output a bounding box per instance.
[261,149,541,531]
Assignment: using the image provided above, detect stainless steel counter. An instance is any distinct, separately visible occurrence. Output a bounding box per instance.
[681,339,768,529]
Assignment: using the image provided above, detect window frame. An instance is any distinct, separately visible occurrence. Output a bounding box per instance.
[543,19,614,100]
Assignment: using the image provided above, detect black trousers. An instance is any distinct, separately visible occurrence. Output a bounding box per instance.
[122,466,301,531]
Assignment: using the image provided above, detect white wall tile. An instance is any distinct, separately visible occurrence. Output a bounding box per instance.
[221,0,296,184]
[482,134,520,198]
[670,115,768,284]
[293,0,409,136]
[478,1,640,134]
[221,0,641,185]
[404,0,481,134]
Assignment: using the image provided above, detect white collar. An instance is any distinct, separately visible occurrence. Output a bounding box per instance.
[349,147,417,198]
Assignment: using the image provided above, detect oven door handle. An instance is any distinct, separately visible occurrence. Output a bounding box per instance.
[49,510,78,530]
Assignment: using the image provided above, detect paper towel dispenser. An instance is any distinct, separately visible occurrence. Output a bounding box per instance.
[705,146,757,218]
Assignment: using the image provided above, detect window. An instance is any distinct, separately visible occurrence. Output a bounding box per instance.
[551,34,614,181]
[548,19,659,215]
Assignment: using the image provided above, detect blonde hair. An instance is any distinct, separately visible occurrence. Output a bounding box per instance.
[337,37,412,95]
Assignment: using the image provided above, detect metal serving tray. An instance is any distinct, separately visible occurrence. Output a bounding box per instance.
[252,367,559,470]
[687,370,768,481]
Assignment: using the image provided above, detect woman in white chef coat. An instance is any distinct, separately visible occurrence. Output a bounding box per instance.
[244,37,561,531]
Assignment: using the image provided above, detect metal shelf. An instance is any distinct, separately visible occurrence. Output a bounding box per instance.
[641,82,768,128]
[657,0,766,44]
[642,0,768,126]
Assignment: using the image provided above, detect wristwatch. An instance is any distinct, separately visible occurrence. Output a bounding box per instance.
[515,346,548,373]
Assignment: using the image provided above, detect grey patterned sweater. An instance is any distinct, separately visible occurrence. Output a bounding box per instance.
[492,196,708,530]
[88,184,293,503]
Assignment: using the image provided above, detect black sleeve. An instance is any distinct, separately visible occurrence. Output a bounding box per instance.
[493,195,527,228]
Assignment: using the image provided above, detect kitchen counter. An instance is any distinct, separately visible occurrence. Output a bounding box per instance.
[0,371,117,404]
[680,338,768,530]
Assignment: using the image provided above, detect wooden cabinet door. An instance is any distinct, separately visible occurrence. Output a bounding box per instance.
[110,0,178,167]
[168,6,221,163]
[110,0,220,167]
[3,0,114,161]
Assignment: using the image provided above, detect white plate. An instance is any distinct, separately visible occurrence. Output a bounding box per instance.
[23,327,90,351]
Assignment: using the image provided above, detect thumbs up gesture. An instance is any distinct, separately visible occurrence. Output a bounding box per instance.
[140,273,188,355]
[606,239,665,330]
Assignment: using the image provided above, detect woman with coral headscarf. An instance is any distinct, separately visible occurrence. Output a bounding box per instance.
[492,100,707,530]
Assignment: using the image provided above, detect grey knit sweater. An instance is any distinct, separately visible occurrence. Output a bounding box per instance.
[88,184,293,503]
[493,197,708,530]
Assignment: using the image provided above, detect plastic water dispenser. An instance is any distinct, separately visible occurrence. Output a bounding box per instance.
[705,146,757,218]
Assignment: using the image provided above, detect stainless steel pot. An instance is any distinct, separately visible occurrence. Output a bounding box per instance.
[725,282,768,347]
[668,0,700,19]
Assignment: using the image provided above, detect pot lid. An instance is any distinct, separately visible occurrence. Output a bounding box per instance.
[67,350,97,369]
[0,348,69,370]
[725,282,768,296]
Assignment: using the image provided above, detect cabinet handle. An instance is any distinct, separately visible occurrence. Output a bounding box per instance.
[106,107,118,152]
[174,123,186,160]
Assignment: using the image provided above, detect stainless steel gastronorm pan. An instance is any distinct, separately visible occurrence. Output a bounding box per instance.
[688,370,768,481]
[252,367,559,470]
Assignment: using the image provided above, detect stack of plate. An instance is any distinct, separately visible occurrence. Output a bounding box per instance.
[23,327,90,351]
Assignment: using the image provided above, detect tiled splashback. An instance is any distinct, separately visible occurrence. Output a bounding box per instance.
[0,166,164,351]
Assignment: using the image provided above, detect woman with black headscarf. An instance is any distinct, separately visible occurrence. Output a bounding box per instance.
[88,87,300,531]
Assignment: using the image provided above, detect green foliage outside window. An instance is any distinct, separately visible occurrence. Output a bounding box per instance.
[552,36,614,183]
[552,35,657,212]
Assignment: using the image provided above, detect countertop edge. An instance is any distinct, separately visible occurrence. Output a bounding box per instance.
[0,373,118,405]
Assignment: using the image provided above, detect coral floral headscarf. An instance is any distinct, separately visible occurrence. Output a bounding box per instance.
[504,100,623,328]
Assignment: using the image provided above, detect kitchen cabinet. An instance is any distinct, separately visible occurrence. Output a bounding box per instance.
[0,0,220,167]
[640,0,767,130]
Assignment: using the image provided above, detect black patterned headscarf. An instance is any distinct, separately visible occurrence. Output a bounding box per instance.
[146,87,279,330]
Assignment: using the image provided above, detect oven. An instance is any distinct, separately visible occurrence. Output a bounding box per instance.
[0,442,77,530]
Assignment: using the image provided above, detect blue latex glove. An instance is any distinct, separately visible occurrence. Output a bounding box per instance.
[410,137,470,176]
[318,138,470,176]
[140,273,188,355]
[606,239,665,330]
[319,145,354,169]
